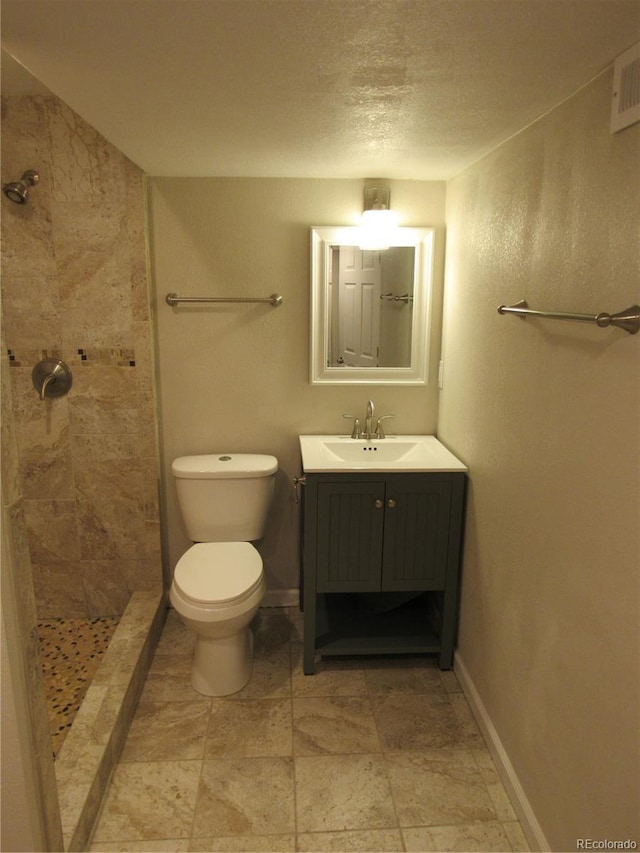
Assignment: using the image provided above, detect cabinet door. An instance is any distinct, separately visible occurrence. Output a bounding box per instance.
[316,481,385,592]
[381,476,452,591]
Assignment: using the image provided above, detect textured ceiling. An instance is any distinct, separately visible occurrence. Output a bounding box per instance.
[1,0,639,179]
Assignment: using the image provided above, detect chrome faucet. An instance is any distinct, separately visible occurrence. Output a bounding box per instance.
[344,399,394,439]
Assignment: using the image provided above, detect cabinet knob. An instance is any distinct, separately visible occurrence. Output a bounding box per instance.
[387,498,397,508]
[375,499,384,509]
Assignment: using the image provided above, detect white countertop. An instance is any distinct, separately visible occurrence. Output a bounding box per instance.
[299,435,468,473]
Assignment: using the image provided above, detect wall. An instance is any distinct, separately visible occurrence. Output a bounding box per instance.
[1,338,63,849]
[1,94,162,617]
[1,607,41,852]
[439,69,639,849]
[148,178,446,588]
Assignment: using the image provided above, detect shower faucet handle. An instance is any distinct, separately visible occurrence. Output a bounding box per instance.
[32,359,73,401]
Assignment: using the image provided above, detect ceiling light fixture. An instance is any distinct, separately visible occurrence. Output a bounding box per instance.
[358,183,399,250]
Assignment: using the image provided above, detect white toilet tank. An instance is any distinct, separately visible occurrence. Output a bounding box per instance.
[172,454,278,542]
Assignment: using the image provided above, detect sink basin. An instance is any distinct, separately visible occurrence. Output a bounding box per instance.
[321,440,422,463]
[299,435,468,473]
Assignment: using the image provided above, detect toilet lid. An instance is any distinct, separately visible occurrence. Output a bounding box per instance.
[174,542,263,604]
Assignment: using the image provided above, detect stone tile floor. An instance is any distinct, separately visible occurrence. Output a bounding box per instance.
[38,617,121,757]
[89,607,530,852]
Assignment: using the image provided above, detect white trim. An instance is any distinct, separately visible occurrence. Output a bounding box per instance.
[262,588,299,608]
[454,651,550,852]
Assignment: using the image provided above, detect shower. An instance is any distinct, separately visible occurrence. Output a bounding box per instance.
[3,169,39,204]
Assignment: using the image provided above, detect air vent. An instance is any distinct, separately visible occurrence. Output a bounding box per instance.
[611,42,640,133]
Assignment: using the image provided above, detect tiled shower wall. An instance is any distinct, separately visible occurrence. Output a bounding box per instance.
[1,93,162,618]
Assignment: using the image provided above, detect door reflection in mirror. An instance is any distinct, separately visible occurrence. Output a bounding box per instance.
[328,245,415,369]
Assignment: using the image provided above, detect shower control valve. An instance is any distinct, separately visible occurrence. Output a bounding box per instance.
[32,359,73,401]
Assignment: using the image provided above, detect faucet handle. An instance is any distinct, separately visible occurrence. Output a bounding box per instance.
[343,413,362,439]
[374,414,395,439]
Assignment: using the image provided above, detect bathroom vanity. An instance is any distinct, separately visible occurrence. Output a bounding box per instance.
[299,435,467,674]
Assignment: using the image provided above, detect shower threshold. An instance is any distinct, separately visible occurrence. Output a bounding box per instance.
[49,590,166,851]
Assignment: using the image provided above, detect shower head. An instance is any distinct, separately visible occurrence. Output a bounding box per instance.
[3,169,39,204]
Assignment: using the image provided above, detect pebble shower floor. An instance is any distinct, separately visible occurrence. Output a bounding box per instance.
[37,617,121,758]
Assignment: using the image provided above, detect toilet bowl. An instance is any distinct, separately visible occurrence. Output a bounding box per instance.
[170,542,267,695]
[169,454,277,696]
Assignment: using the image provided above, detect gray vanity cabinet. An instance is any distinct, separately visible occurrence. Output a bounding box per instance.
[302,472,466,674]
[316,477,453,592]
[315,481,386,593]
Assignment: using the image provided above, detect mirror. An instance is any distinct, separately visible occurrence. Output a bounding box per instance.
[310,226,434,385]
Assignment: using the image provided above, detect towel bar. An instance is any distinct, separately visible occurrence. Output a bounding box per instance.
[497,300,640,335]
[166,292,283,307]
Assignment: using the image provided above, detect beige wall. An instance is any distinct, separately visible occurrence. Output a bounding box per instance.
[1,94,162,617]
[439,69,639,849]
[1,353,63,850]
[148,178,446,587]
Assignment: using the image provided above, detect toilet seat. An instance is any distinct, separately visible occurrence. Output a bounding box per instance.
[173,542,263,606]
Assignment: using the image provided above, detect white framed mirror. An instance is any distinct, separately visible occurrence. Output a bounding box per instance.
[310,226,434,385]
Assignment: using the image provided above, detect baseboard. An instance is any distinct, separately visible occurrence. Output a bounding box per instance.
[262,588,299,608]
[454,652,550,852]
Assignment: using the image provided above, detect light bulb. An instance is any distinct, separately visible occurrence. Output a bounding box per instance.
[358,209,399,250]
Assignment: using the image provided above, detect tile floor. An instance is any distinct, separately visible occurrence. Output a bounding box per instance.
[89,607,530,852]
[38,616,121,757]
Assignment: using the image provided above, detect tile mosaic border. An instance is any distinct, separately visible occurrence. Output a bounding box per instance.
[7,347,137,368]
[53,590,166,852]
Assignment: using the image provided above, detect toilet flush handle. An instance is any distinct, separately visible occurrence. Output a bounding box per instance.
[292,475,306,504]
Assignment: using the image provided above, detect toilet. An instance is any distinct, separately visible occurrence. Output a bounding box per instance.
[169,453,277,696]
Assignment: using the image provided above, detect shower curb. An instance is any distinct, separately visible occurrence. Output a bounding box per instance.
[53,590,167,852]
